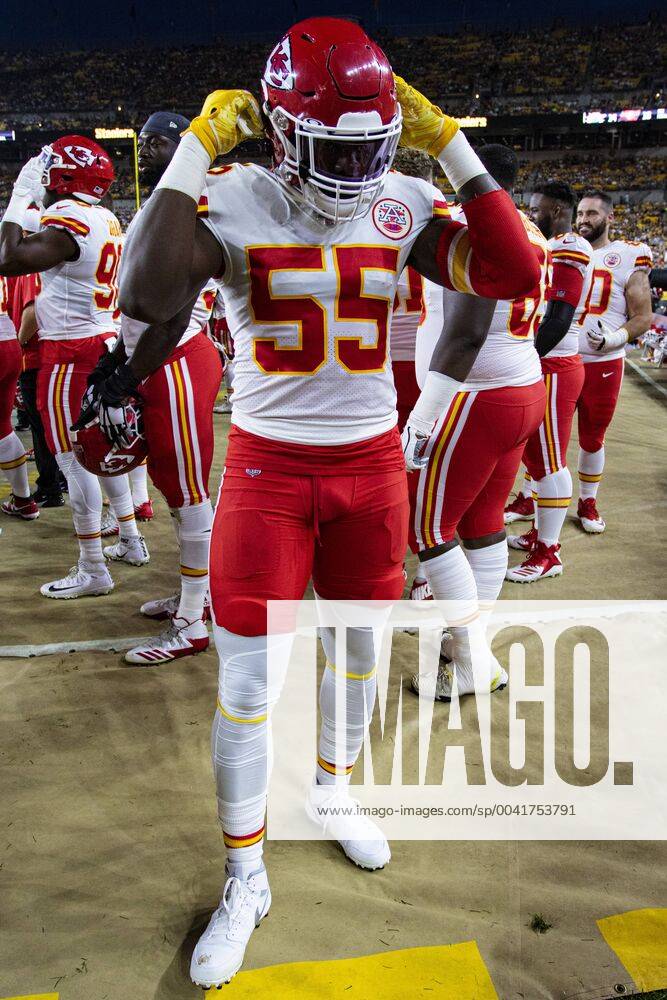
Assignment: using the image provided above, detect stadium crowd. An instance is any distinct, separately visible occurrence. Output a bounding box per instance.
[0,17,662,124]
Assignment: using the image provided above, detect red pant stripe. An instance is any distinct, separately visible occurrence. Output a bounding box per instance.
[418,392,471,549]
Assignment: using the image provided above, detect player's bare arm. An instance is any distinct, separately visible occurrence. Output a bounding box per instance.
[0,224,77,276]
[623,270,653,340]
[17,302,38,346]
[428,292,497,382]
[120,90,263,324]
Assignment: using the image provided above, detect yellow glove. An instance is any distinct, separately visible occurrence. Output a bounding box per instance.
[393,74,459,157]
[186,89,264,162]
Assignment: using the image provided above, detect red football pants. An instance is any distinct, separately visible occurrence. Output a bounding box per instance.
[0,338,22,437]
[577,357,624,453]
[37,335,113,455]
[209,433,409,636]
[140,332,222,507]
[415,381,546,546]
[523,356,585,479]
[392,359,422,554]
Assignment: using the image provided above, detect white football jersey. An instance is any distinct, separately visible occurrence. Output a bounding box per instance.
[391,265,425,361]
[0,277,17,343]
[577,239,653,363]
[121,283,218,359]
[415,210,548,391]
[36,199,122,341]
[545,231,594,358]
[200,164,449,445]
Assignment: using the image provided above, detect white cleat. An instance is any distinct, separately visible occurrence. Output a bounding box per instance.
[40,563,114,600]
[577,497,605,534]
[190,866,271,989]
[306,781,391,870]
[100,508,119,536]
[104,535,150,566]
[213,399,232,414]
[140,592,211,621]
[125,616,209,665]
[411,657,508,701]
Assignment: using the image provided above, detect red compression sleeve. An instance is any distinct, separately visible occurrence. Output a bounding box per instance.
[547,260,585,308]
[442,189,541,300]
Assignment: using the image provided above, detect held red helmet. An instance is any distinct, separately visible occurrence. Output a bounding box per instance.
[71,405,147,477]
[39,135,115,204]
[261,17,401,224]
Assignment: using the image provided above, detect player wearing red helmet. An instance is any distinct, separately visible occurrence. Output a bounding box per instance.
[0,135,149,599]
[74,110,221,664]
[119,18,541,987]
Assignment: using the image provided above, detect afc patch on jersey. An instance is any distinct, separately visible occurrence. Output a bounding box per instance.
[372,198,413,240]
[265,36,294,90]
[603,251,622,268]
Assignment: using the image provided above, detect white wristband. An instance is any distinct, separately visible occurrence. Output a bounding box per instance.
[155,133,211,204]
[2,191,31,228]
[409,371,462,435]
[437,130,487,193]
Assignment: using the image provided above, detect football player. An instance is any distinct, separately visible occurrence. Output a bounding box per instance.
[0,136,149,598]
[408,146,560,699]
[506,180,594,582]
[76,111,221,662]
[119,18,540,988]
[0,273,39,519]
[389,148,447,602]
[574,190,653,531]
[9,206,66,508]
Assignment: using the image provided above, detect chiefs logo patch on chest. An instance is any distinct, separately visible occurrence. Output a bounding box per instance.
[603,251,622,268]
[372,199,413,240]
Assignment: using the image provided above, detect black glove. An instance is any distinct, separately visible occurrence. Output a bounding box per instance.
[73,363,142,444]
[86,348,120,389]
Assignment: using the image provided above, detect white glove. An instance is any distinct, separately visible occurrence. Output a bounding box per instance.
[587,319,629,354]
[13,156,45,201]
[2,156,44,226]
[401,423,430,471]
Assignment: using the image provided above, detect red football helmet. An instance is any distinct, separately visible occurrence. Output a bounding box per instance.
[39,135,115,203]
[71,405,147,477]
[261,17,401,223]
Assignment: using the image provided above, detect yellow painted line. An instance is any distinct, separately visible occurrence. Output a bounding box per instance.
[597,908,667,991]
[1,994,59,1000]
[206,941,499,999]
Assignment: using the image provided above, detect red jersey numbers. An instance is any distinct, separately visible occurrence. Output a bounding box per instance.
[94,241,121,311]
[577,268,613,326]
[0,276,9,316]
[247,244,400,375]
[507,243,550,339]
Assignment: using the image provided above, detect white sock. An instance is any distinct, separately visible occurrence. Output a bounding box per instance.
[211,626,290,878]
[57,451,104,571]
[521,469,532,498]
[0,431,30,498]
[536,468,572,546]
[578,447,604,500]
[176,499,213,621]
[316,627,378,785]
[421,545,490,687]
[464,540,508,626]
[102,474,139,539]
[129,461,149,506]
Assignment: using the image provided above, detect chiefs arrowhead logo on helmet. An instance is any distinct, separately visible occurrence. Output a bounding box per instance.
[71,404,148,477]
[265,37,294,91]
[40,134,115,203]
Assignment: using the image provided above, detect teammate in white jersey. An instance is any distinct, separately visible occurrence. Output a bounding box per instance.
[0,135,148,598]
[409,146,556,699]
[75,111,222,663]
[0,276,39,520]
[506,181,594,582]
[119,18,540,988]
[575,190,653,531]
